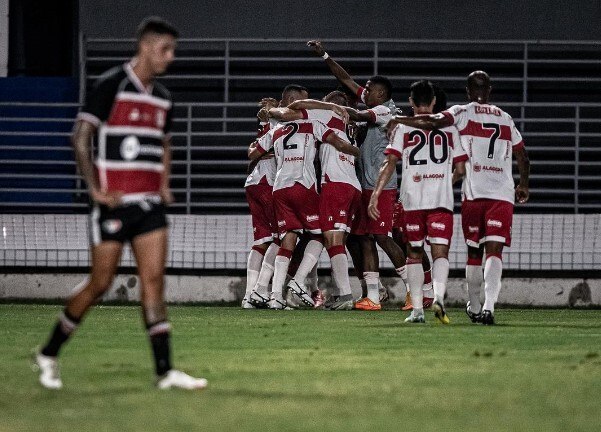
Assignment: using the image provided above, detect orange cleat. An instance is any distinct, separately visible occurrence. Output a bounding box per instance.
[401,292,413,311]
[354,297,382,311]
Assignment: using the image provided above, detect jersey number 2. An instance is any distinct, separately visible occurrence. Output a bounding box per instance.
[282,123,299,150]
[408,129,449,165]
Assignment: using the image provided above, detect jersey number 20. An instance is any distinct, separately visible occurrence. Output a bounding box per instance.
[408,129,449,166]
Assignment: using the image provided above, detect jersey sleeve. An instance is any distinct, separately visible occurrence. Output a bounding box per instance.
[366,104,392,126]
[255,129,274,154]
[312,120,335,142]
[257,121,271,138]
[442,104,468,131]
[510,119,525,150]
[450,129,468,164]
[384,124,404,160]
[77,75,119,128]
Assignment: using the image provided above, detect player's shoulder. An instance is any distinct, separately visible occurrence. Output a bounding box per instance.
[92,64,126,91]
[152,81,172,102]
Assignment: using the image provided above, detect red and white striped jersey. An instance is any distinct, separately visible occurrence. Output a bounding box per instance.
[299,109,361,191]
[245,119,278,187]
[255,119,335,192]
[386,121,465,211]
[77,62,172,203]
[442,102,525,204]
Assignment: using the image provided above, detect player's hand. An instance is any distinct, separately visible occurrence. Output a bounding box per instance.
[91,189,122,208]
[332,105,349,123]
[160,186,174,206]
[307,40,325,56]
[260,98,279,109]
[515,184,529,204]
[257,107,269,122]
[367,196,380,221]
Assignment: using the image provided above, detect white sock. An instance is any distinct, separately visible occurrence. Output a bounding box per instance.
[306,262,319,293]
[432,257,449,305]
[483,255,503,313]
[245,249,264,297]
[293,240,323,282]
[330,253,352,296]
[272,255,291,296]
[466,264,483,313]
[254,243,278,294]
[363,271,380,303]
[395,265,408,290]
[406,262,424,313]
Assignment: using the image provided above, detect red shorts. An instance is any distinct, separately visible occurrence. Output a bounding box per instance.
[392,200,407,243]
[319,182,362,232]
[461,199,513,247]
[273,183,321,238]
[404,208,454,247]
[246,183,276,245]
[354,189,396,236]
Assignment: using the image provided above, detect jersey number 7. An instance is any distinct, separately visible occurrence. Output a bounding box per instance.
[482,123,500,159]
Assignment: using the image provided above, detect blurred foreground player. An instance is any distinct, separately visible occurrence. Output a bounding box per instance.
[388,71,530,324]
[34,17,207,390]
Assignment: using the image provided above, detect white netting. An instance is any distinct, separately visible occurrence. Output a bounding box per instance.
[1,214,600,270]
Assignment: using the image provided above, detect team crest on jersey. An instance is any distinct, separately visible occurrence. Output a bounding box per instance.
[102,219,122,234]
[473,163,482,172]
[413,174,422,183]
[120,135,141,161]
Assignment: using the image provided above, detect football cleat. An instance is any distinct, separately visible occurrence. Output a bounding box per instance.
[465,301,482,323]
[311,289,326,309]
[241,298,255,309]
[401,292,413,310]
[34,352,63,390]
[327,294,354,311]
[354,297,381,311]
[248,290,270,308]
[268,293,287,310]
[157,369,208,390]
[404,310,426,323]
[287,280,315,307]
[481,309,495,325]
[432,301,450,324]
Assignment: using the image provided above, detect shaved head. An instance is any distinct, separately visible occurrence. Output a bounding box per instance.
[467,70,491,103]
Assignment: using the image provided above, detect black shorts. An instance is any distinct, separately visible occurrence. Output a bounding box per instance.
[89,201,168,245]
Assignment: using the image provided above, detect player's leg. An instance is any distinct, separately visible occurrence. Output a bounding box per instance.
[271,231,298,308]
[288,233,323,307]
[243,243,268,308]
[430,243,451,324]
[132,228,206,389]
[36,240,123,389]
[249,242,278,307]
[466,245,484,321]
[353,235,382,310]
[346,234,365,297]
[324,230,353,310]
[482,241,504,325]
[404,244,425,323]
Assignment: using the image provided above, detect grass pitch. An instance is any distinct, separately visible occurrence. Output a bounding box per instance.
[1,304,600,432]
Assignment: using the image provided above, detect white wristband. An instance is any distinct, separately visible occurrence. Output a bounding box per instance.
[322,52,329,60]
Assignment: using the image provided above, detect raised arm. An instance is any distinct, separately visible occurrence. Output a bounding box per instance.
[307,40,362,97]
[367,154,399,220]
[324,132,360,157]
[267,107,304,122]
[71,120,122,207]
[514,146,530,204]
[287,99,349,122]
[386,113,453,137]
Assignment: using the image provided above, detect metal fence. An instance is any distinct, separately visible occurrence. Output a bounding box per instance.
[1,38,600,213]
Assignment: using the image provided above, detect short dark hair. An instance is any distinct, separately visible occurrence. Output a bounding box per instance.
[323,90,348,106]
[282,84,309,97]
[368,75,393,100]
[136,16,179,40]
[410,80,435,107]
[431,83,448,113]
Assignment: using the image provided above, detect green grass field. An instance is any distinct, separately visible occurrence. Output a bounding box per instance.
[1,304,600,432]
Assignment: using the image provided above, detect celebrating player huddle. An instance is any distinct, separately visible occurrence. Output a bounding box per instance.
[243,41,530,326]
